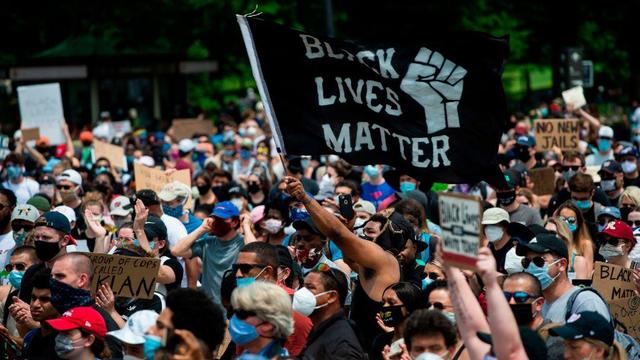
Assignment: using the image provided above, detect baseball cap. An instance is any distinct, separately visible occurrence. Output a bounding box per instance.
[144,215,168,241]
[35,211,71,235]
[107,310,158,345]
[134,155,155,168]
[619,145,639,159]
[79,131,93,143]
[600,219,635,243]
[250,205,266,224]
[135,190,160,206]
[211,201,240,219]
[596,206,621,220]
[550,311,614,346]
[11,204,40,223]
[598,126,614,139]
[293,217,322,236]
[515,135,536,148]
[598,160,622,175]
[57,169,82,186]
[27,195,51,212]
[507,222,535,245]
[516,232,568,259]
[158,181,191,203]
[110,196,133,217]
[353,200,376,216]
[178,139,196,153]
[228,186,248,199]
[503,169,522,189]
[46,306,107,338]
[53,206,77,225]
[482,208,509,225]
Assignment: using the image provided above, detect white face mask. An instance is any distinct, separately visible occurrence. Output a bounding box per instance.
[484,225,504,242]
[230,198,244,212]
[263,219,283,234]
[413,351,447,360]
[504,247,525,274]
[599,243,626,259]
[354,218,366,237]
[292,287,334,316]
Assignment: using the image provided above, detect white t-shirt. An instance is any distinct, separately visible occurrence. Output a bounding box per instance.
[0,231,16,273]
[1,178,39,204]
[161,214,188,287]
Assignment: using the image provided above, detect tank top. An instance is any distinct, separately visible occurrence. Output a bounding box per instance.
[349,278,384,352]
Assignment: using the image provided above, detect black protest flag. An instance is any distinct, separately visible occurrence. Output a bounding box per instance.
[238,15,509,186]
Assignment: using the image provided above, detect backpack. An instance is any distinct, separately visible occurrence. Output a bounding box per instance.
[565,287,640,359]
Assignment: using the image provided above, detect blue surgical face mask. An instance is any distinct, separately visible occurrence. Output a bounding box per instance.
[143,335,163,360]
[400,181,417,193]
[525,259,561,290]
[598,139,612,152]
[573,199,591,211]
[290,207,310,222]
[422,277,435,289]
[300,158,310,170]
[229,314,260,346]
[364,165,379,179]
[236,267,267,289]
[7,165,23,180]
[239,149,252,160]
[95,166,109,175]
[162,204,183,219]
[539,107,549,117]
[9,270,24,289]
[568,222,577,233]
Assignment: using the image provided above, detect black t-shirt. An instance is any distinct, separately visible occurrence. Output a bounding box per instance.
[162,256,184,292]
[489,240,514,274]
[624,176,640,188]
[22,329,64,360]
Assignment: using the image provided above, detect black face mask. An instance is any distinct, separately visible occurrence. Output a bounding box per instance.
[247,183,261,194]
[50,278,93,314]
[197,184,211,195]
[35,240,61,262]
[94,183,111,195]
[621,206,633,222]
[514,146,531,162]
[509,303,534,326]
[497,189,517,207]
[379,305,406,327]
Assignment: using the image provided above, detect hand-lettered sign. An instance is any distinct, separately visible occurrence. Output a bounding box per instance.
[438,193,482,270]
[89,253,160,299]
[534,119,579,151]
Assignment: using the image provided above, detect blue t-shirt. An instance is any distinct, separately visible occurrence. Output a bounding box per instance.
[361,181,396,210]
[183,213,203,234]
[191,233,244,304]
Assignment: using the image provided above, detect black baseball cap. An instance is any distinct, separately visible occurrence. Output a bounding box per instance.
[478,327,547,360]
[135,190,160,206]
[599,160,623,175]
[292,217,322,236]
[275,245,294,270]
[144,215,167,241]
[516,232,569,259]
[507,222,535,245]
[36,211,71,234]
[228,186,248,199]
[549,311,614,346]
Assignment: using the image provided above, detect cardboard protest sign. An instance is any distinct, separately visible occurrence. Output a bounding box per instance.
[93,140,126,170]
[134,164,192,208]
[17,83,66,145]
[169,119,213,140]
[562,86,587,109]
[529,167,556,195]
[21,128,40,142]
[592,262,640,341]
[534,119,579,151]
[438,193,482,270]
[88,253,160,299]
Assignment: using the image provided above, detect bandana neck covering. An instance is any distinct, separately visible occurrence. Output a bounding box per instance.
[49,278,93,314]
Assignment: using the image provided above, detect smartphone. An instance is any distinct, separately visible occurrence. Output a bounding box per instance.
[338,194,354,220]
[388,338,405,358]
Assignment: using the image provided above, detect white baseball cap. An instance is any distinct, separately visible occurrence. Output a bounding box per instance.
[57,169,82,186]
[53,205,77,224]
[110,196,133,217]
[11,204,40,223]
[598,126,614,139]
[107,310,158,345]
[353,200,376,216]
[158,181,191,203]
[134,155,155,168]
[481,208,510,225]
[178,139,196,153]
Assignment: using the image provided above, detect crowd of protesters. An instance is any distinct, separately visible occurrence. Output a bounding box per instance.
[0,96,639,360]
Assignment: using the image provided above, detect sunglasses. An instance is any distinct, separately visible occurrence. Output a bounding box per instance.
[232,263,266,275]
[234,309,257,320]
[602,237,623,246]
[628,220,640,227]
[562,165,581,172]
[11,223,34,233]
[521,256,547,268]
[559,216,577,225]
[56,185,74,191]
[5,263,26,272]
[426,272,440,280]
[503,291,536,304]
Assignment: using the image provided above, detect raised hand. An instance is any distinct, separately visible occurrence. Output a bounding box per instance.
[133,199,149,230]
[476,247,499,287]
[400,47,467,134]
[96,283,115,313]
[284,176,307,202]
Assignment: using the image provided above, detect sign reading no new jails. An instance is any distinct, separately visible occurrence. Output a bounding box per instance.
[17,83,66,145]
[534,119,579,151]
[89,253,160,299]
[438,193,482,270]
[238,16,509,186]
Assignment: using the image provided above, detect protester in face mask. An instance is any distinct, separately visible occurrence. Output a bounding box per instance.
[550,311,627,360]
[175,139,196,176]
[159,181,202,234]
[481,207,511,273]
[596,206,621,233]
[55,169,86,234]
[598,160,624,203]
[585,126,615,167]
[259,205,287,245]
[109,195,133,230]
[375,282,425,360]
[46,306,110,360]
[107,310,158,360]
[396,235,428,288]
[229,281,293,359]
[597,219,635,268]
[399,309,459,360]
[247,172,271,208]
[496,170,543,226]
[1,154,39,205]
[618,186,640,222]
[361,164,397,210]
[145,288,225,360]
[516,233,611,324]
[296,264,364,359]
[511,135,537,169]
[233,242,312,356]
[291,218,338,275]
[553,202,595,277]
[567,172,603,238]
[0,246,39,338]
[172,201,243,303]
[424,281,456,326]
[228,185,250,214]
[233,140,257,184]
[193,172,216,214]
[502,272,545,330]
[618,145,640,186]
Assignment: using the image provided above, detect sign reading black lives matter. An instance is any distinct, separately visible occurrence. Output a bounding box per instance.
[237,16,509,185]
[438,193,482,269]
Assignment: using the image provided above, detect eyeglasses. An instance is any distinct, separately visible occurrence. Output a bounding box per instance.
[56,185,74,191]
[232,263,266,275]
[503,291,536,304]
[5,263,26,272]
[521,256,547,268]
[234,309,257,320]
[11,223,34,233]
[559,216,577,225]
[562,165,581,172]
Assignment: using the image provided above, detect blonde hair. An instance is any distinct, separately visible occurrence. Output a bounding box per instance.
[545,217,575,267]
[619,186,640,208]
[231,281,293,339]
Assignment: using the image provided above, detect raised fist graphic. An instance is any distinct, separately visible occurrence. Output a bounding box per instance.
[400,47,467,134]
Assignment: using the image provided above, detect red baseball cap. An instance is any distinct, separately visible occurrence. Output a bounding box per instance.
[46,306,107,338]
[600,220,636,245]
